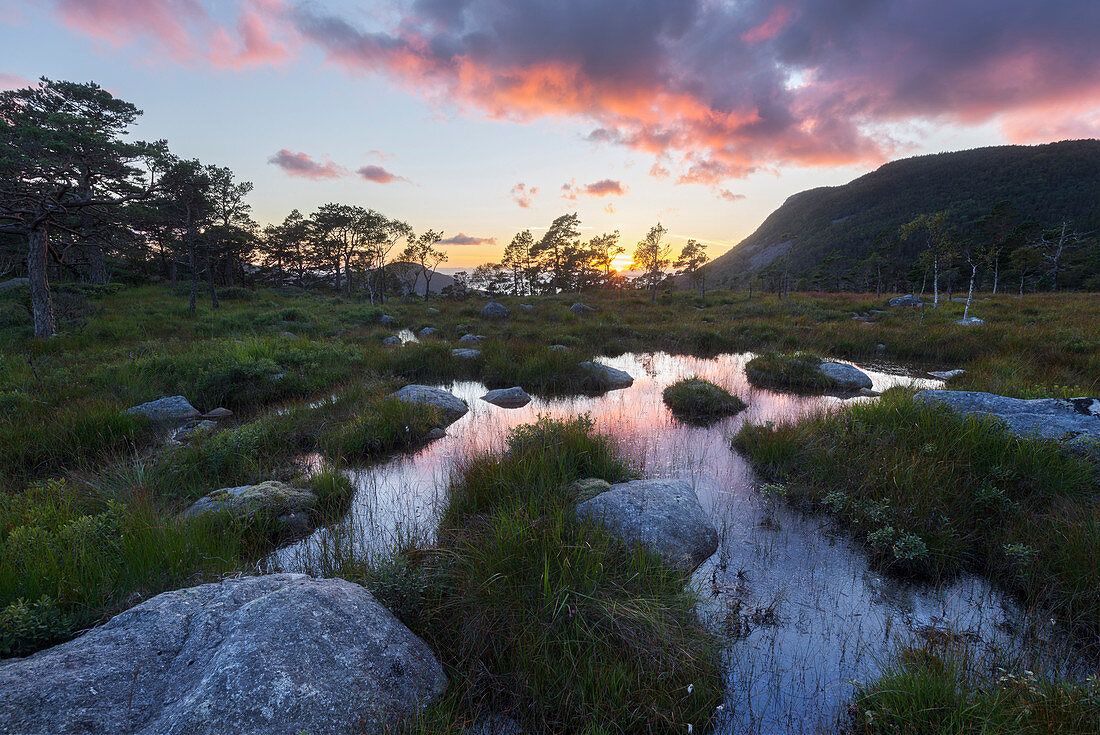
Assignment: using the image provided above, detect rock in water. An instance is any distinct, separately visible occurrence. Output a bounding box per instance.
[928,369,966,380]
[451,348,481,360]
[576,479,718,573]
[181,481,317,537]
[125,395,200,423]
[817,362,873,390]
[570,302,595,316]
[0,574,446,735]
[888,295,923,307]
[481,386,531,408]
[480,301,510,319]
[391,384,469,424]
[578,361,634,390]
[915,390,1100,441]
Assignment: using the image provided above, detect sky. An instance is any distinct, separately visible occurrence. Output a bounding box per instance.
[2,0,1098,270]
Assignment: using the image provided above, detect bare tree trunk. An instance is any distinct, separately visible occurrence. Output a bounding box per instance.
[188,244,197,314]
[992,257,999,295]
[206,254,219,309]
[963,262,976,320]
[28,225,57,338]
[932,256,939,308]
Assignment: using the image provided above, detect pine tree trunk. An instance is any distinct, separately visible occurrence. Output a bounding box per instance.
[86,245,108,285]
[206,254,219,309]
[28,225,57,338]
[188,244,197,314]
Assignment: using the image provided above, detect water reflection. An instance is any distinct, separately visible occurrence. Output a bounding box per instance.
[275,352,1081,733]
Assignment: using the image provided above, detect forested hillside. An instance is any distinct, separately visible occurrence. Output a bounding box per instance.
[707,140,1100,289]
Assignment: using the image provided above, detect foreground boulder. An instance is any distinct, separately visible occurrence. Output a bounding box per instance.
[888,294,923,307]
[578,361,634,391]
[480,301,510,319]
[817,362,873,390]
[0,574,446,735]
[481,386,531,408]
[125,395,200,423]
[576,479,718,573]
[182,481,317,536]
[915,390,1100,441]
[391,384,469,424]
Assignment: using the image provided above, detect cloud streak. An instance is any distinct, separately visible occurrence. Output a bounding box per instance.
[267,149,345,179]
[357,164,409,184]
[438,233,496,245]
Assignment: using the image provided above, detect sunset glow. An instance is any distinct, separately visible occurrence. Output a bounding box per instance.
[2,0,1097,267]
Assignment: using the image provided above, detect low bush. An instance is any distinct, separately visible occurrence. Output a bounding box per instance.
[662,376,747,424]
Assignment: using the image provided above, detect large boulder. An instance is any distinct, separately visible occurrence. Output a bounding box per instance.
[480,301,510,320]
[888,295,923,307]
[570,302,595,316]
[391,384,469,424]
[125,395,201,423]
[576,479,718,573]
[915,390,1100,441]
[181,481,317,536]
[578,361,634,391]
[481,386,531,409]
[817,362,873,390]
[0,574,446,735]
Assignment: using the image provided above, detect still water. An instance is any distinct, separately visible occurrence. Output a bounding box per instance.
[277,352,1079,733]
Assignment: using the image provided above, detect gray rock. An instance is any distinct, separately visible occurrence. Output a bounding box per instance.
[576,479,718,573]
[956,316,985,326]
[457,334,485,345]
[548,344,570,352]
[874,343,887,354]
[382,336,401,347]
[858,388,881,397]
[451,348,481,360]
[379,314,398,327]
[570,302,595,316]
[181,481,317,531]
[417,327,438,338]
[391,385,469,424]
[173,420,217,442]
[578,361,634,390]
[915,390,1100,441]
[125,395,200,423]
[424,427,447,441]
[203,407,233,419]
[0,574,446,735]
[481,386,531,408]
[468,715,524,735]
[817,362,873,390]
[928,369,966,380]
[427,307,440,313]
[0,277,28,292]
[480,301,510,319]
[888,295,923,307]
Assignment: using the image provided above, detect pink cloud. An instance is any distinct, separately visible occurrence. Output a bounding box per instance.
[357,164,409,184]
[0,72,29,91]
[741,6,794,43]
[716,188,746,202]
[439,233,496,245]
[510,182,537,208]
[267,149,345,179]
[585,179,627,197]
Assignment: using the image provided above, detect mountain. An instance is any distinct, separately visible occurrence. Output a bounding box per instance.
[705,140,1100,284]
[383,261,455,296]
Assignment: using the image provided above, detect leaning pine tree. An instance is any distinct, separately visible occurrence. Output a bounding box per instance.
[0,78,163,337]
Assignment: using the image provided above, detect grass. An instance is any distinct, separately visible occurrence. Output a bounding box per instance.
[662,376,747,424]
[336,415,723,733]
[734,389,1100,638]
[851,640,1100,734]
[744,350,838,392]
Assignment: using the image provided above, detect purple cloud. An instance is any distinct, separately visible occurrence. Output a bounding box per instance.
[267,148,345,179]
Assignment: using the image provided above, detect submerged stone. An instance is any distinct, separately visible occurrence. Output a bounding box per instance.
[481,386,531,408]
[578,361,634,390]
[0,574,447,735]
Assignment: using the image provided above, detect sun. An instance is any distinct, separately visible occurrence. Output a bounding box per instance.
[610,254,633,272]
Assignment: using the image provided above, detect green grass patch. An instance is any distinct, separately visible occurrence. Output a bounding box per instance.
[734,390,1100,637]
[662,376,747,424]
[744,351,837,392]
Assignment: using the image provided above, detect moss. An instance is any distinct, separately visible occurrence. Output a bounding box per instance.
[744,351,838,392]
[662,376,747,424]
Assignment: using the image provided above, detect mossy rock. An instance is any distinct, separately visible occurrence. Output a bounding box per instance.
[662,377,747,424]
